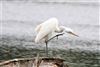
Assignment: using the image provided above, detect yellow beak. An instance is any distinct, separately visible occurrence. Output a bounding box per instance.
[69,32,79,37]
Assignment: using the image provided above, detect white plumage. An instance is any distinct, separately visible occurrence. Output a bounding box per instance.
[35,18,78,56]
[35,18,60,43]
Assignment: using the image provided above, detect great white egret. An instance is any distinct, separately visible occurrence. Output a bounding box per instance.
[35,18,78,56]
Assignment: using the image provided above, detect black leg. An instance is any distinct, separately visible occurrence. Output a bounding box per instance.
[47,33,64,42]
[45,41,48,57]
[57,36,58,40]
[44,33,64,57]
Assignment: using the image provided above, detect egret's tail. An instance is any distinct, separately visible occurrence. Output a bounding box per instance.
[35,24,42,33]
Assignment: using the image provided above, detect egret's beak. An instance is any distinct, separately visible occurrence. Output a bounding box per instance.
[68,32,79,37]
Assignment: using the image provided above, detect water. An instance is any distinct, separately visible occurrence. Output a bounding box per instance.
[1,1,100,49]
[0,1,100,67]
[1,1,99,40]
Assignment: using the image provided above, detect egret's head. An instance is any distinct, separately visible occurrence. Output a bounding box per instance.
[60,26,79,37]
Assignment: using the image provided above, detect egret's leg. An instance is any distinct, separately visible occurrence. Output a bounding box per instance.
[45,41,48,57]
[48,33,64,42]
[56,36,58,40]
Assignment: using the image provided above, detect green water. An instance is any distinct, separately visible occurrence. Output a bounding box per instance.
[0,45,100,67]
[0,35,100,67]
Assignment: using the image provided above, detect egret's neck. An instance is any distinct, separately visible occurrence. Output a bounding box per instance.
[57,26,66,33]
[59,26,73,33]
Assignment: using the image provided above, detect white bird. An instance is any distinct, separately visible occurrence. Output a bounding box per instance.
[35,18,78,56]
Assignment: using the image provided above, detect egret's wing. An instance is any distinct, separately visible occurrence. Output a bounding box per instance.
[35,24,42,33]
[35,18,59,43]
[35,30,49,43]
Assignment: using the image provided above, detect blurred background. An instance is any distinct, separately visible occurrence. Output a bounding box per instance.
[0,0,100,67]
